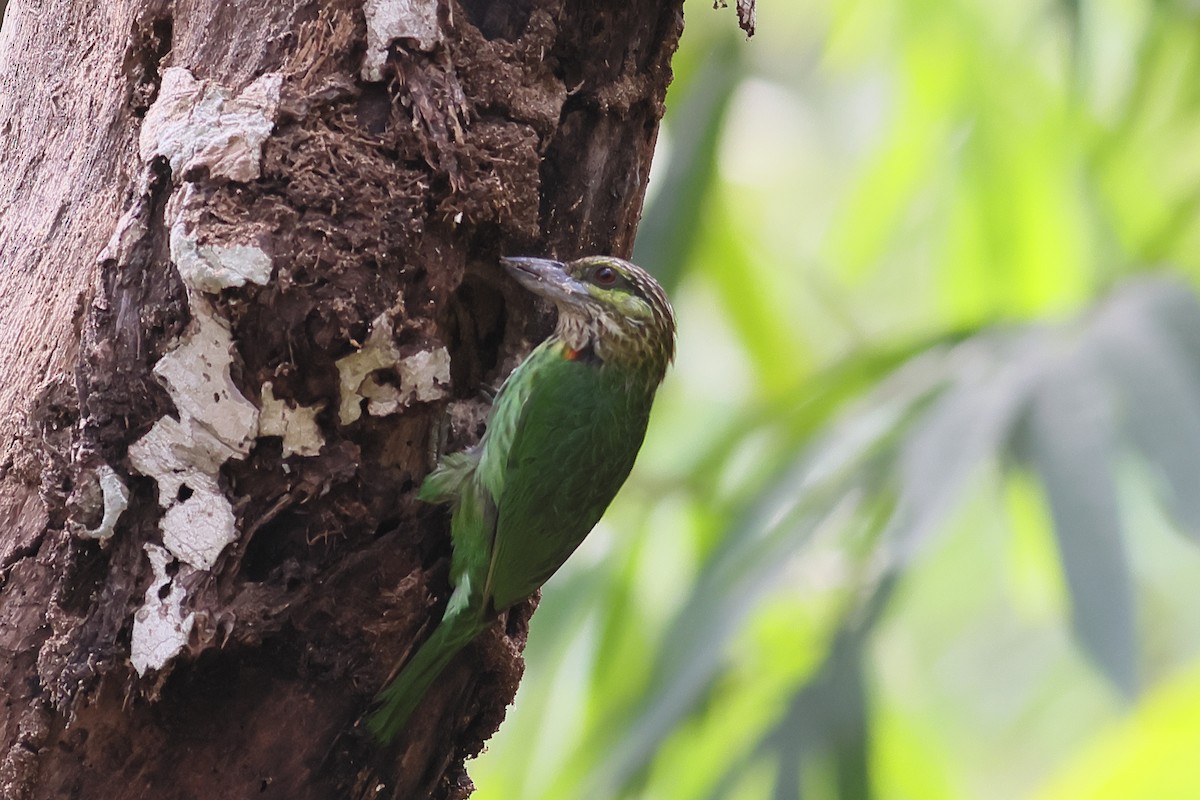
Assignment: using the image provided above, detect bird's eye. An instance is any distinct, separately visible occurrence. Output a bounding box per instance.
[594,266,618,286]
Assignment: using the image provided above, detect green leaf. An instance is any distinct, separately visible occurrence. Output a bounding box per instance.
[686,330,974,503]
[883,333,1039,561]
[634,34,742,293]
[1019,343,1138,697]
[1088,279,1200,540]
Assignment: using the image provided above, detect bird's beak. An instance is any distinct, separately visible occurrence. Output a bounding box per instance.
[500,256,589,308]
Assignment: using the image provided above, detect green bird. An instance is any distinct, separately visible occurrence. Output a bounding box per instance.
[367,254,676,742]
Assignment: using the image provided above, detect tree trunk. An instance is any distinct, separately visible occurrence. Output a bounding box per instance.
[0,1,682,798]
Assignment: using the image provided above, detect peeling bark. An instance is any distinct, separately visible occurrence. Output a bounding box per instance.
[0,1,682,798]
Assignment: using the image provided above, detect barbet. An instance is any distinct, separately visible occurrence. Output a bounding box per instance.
[367,255,676,742]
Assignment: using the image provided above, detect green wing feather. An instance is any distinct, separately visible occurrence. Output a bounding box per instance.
[418,450,478,504]
[484,345,655,610]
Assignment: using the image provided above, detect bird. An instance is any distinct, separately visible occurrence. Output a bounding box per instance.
[367,254,676,743]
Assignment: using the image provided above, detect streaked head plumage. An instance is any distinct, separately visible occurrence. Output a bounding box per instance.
[501,255,676,377]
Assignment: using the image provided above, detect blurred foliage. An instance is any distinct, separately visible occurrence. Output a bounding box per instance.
[472,0,1200,798]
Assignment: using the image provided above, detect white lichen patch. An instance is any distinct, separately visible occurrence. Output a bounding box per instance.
[131,544,197,675]
[128,420,240,571]
[397,347,452,403]
[167,184,274,292]
[362,0,442,82]
[178,238,273,292]
[81,465,131,542]
[170,196,274,292]
[129,300,259,571]
[260,382,325,457]
[359,374,404,417]
[337,314,403,424]
[336,314,450,424]
[361,347,452,415]
[129,416,236,508]
[160,485,238,570]
[141,67,283,182]
[153,304,260,456]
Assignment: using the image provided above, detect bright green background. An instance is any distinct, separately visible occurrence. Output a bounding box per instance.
[474,1,1200,798]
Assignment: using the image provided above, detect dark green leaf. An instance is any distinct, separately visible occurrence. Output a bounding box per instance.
[1019,345,1138,697]
[1089,280,1200,540]
[883,334,1039,560]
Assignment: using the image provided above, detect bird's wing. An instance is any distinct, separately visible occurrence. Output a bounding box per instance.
[440,341,548,606]
[484,352,652,611]
[418,450,479,504]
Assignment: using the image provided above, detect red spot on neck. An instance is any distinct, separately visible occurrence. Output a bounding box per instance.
[564,346,581,361]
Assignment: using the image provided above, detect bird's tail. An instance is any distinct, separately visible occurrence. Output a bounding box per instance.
[366,606,488,743]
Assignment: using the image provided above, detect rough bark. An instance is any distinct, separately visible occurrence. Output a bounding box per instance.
[0,1,682,798]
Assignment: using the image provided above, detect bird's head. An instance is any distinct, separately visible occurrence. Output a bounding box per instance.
[501,255,676,377]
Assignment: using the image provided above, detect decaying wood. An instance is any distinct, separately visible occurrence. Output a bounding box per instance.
[0,1,683,798]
